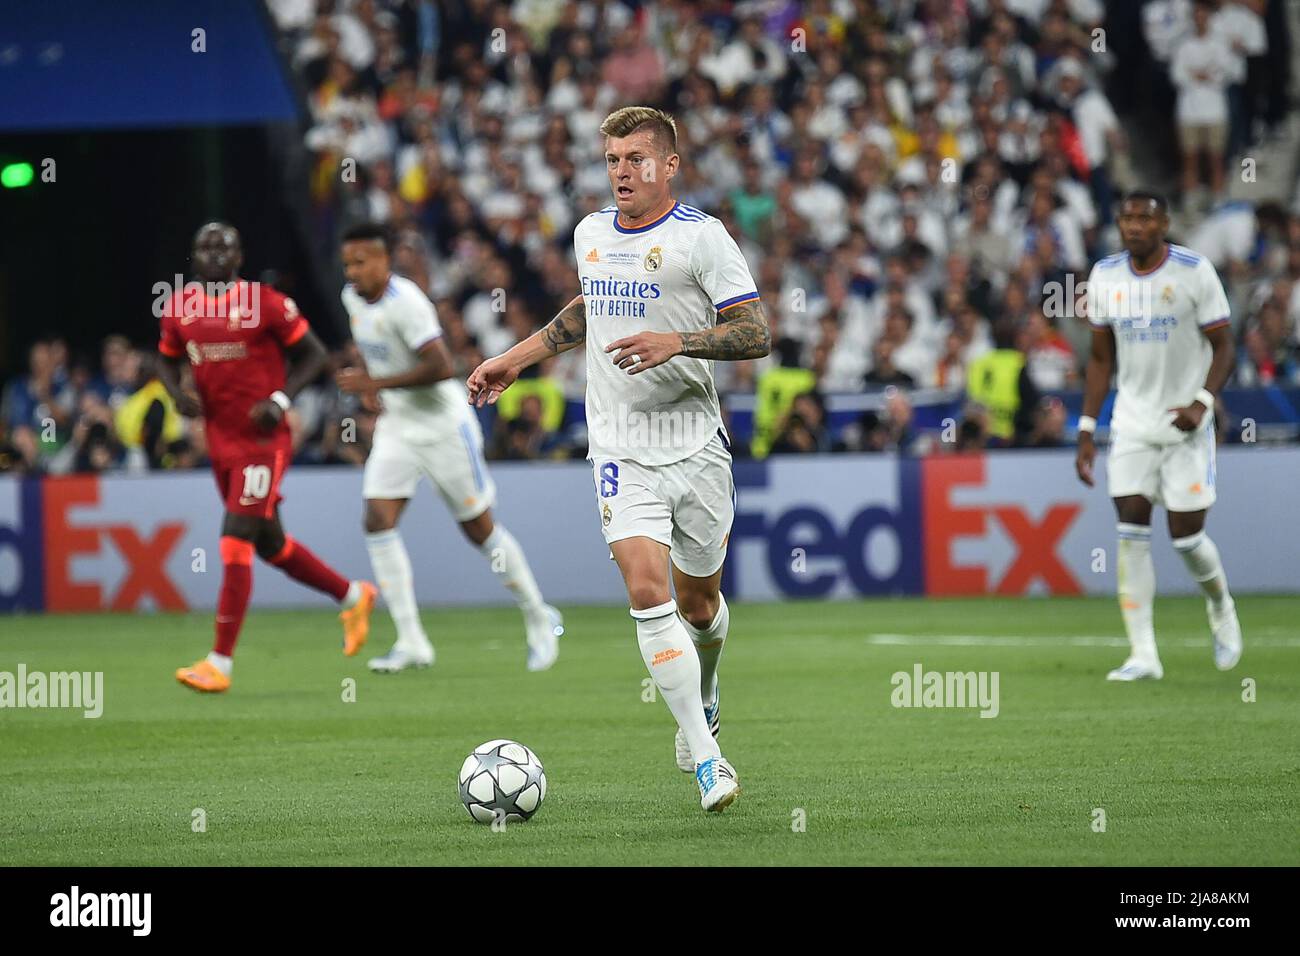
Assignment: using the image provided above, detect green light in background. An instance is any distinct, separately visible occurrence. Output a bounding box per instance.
[1,163,35,188]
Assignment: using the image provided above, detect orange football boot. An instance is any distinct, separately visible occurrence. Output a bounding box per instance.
[176,659,231,693]
[339,582,378,656]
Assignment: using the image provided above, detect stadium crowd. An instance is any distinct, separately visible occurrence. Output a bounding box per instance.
[3,0,1299,473]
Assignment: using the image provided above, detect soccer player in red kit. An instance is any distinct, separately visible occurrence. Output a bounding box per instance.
[158,222,376,692]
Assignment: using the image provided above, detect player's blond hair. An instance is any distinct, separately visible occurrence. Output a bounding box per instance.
[599,106,678,155]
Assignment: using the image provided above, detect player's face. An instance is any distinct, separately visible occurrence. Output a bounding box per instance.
[1117,199,1168,258]
[605,130,677,219]
[192,226,242,282]
[341,239,390,299]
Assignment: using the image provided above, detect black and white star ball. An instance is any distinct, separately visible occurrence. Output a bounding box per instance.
[458,739,547,824]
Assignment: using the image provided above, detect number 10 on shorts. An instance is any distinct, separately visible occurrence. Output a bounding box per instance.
[242,464,272,500]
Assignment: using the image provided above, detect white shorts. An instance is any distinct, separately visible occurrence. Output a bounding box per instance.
[363,417,496,521]
[592,433,735,579]
[1106,426,1217,512]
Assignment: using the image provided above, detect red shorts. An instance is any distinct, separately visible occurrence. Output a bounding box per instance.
[212,446,289,519]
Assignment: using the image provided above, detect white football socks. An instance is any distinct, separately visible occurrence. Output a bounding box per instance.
[1172,530,1231,607]
[1117,524,1159,664]
[365,529,430,651]
[633,600,721,765]
[478,525,546,619]
[678,593,729,707]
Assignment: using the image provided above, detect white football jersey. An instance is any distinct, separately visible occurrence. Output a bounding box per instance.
[342,274,469,444]
[1086,243,1230,445]
[574,201,760,466]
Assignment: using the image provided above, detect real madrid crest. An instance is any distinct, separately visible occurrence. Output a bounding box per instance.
[1161,285,1174,304]
[602,502,612,527]
[644,246,662,272]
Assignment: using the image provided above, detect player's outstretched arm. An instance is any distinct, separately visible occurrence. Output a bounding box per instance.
[283,329,331,398]
[338,338,454,397]
[1075,326,1115,487]
[679,300,771,361]
[468,295,586,407]
[606,299,771,374]
[250,329,330,432]
[157,354,202,417]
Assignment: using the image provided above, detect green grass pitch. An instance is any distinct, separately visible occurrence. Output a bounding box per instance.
[3,596,1297,866]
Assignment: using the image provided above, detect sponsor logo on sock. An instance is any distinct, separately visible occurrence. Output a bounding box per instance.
[890,663,999,718]
[651,648,683,666]
[0,665,103,718]
[49,886,151,936]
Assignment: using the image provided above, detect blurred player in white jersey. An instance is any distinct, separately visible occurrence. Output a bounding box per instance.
[1078,191,1242,680]
[337,223,562,673]
[468,107,770,812]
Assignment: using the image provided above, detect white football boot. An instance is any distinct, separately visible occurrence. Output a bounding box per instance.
[1209,598,1242,670]
[368,642,435,673]
[695,755,740,812]
[1106,656,1164,681]
[525,604,564,672]
[676,687,720,772]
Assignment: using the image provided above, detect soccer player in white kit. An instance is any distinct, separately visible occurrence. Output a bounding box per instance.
[468,107,770,812]
[337,223,563,674]
[1078,191,1243,681]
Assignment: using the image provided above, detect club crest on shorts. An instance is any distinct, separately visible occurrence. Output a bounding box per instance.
[644,246,662,271]
[602,502,612,527]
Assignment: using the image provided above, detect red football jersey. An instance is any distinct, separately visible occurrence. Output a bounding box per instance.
[158,280,309,459]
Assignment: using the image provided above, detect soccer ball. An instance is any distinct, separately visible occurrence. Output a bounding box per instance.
[458,739,547,824]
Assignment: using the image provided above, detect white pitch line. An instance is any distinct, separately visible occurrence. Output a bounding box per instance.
[866,634,1300,648]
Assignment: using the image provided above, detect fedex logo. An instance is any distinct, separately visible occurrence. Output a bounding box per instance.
[921,457,1082,595]
[0,477,188,612]
[725,455,1082,599]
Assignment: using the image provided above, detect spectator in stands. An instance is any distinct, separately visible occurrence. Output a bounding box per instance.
[1023,309,1079,391]
[752,337,817,458]
[491,363,566,458]
[770,391,832,455]
[865,337,917,391]
[113,354,184,472]
[1171,0,1234,210]
[87,335,138,411]
[729,159,777,242]
[1024,395,1069,448]
[1237,300,1300,386]
[966,319,1040,446]
[1,341,75,469]
[1212,0,1269,157]
[1049,55,1127,226]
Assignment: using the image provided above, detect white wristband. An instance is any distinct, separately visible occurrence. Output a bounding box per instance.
[270,390,291,412]
[1077,415,1097,435]
[1194,388,1215,410]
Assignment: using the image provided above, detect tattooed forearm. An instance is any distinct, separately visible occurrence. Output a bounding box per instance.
[678,301,771,361]
[542,296,587,353]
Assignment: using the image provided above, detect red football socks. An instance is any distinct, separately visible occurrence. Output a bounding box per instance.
[267,536,350,602]
[214,536,254,656]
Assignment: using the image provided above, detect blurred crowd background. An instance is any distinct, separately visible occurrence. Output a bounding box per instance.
[4,0,1300,474]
